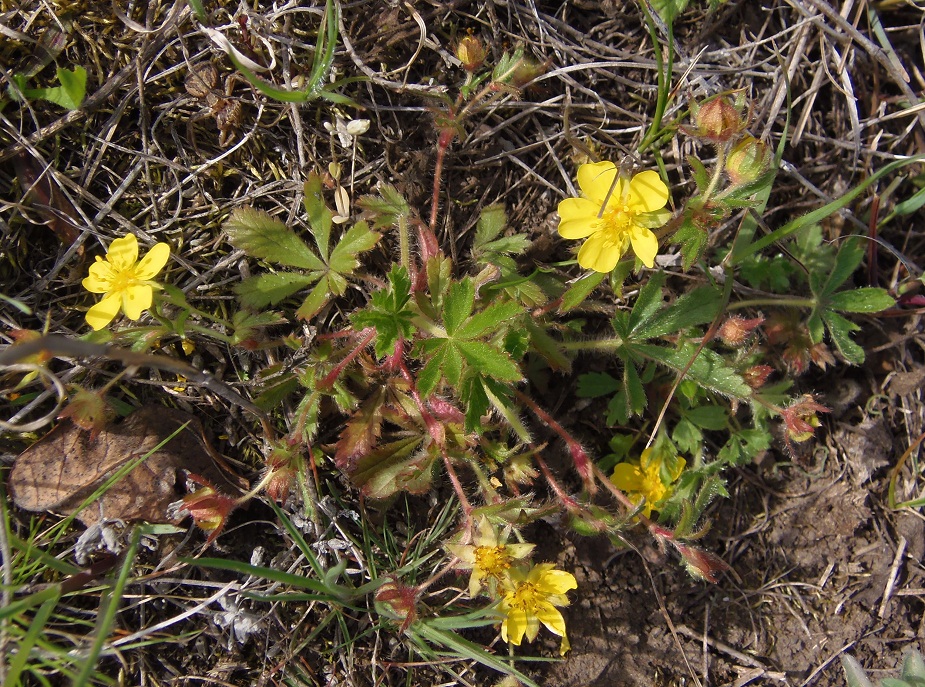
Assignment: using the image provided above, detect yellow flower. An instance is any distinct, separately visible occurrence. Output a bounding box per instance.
[610,447,685,517]
[82,233,170,330]
[447,517,534,597]
[498,563,577,656]
[557,162,671,272]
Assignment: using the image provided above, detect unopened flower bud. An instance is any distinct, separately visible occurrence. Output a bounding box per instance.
[168,475,237,542]
[717,316,764,346]
[456,36,487,72]
[509,55,544,89]
[742,364,773,389]
[264,442,302,503]
[375,578,418,632]
[726,136,771,186]
[58,387,112,438]
[692,96,743,143]
[780,395,830,443]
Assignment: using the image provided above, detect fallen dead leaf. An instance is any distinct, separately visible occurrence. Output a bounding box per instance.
[9,405,244,527]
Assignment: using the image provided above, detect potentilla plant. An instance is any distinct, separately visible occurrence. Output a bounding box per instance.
[20,25,913,685]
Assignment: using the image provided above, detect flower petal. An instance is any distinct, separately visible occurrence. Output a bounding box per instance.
[577,161,619,204]
[537,569,578,595]
[558,197,604,239]
[85,293,122,330]
[82,258,117,293]
[629,226,658,268]
[121,284,153,320]
[577,230,626,273]
[523,612,541,642]
[105,234,139,271]
[535,602,567,637]
[446,544,476,565]
[502,608,528,645]
[135,242,170,280]
[627,170,669,213]
[611,463,645,491]
[507,543,535,560]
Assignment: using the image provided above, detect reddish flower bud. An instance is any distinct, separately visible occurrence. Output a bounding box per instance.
[717,316,764,346]
[58,388,112,439]
[375,578,418,632]
[742,364,774,389]
[263,443,302,503]
[456,36,487,72]
[726,136,771,186]
[675,543,730,583]
[691,96,744,143]
[168,475,237,543]
[780,395,830,443]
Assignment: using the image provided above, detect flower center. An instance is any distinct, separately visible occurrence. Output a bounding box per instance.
[474,545,512,577]
[602,204,634,233]
[509,581,539,610]
[110,266,140,293]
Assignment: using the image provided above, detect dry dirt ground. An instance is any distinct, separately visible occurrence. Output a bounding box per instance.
[1,1,924,686]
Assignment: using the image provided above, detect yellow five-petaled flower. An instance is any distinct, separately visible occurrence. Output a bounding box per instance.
[82,233,170,330]
[498,563,577,656]
[610,447,686,517]
[557,161,671,273]
[447,516,534,597]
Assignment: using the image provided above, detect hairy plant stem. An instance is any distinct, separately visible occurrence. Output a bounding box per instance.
[728,297,815,309]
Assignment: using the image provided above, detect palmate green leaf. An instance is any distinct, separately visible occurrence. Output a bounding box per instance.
[13,65,87,110]
[626,271,668,335]
[576,372,620,398]
[225,207,323,270]
[624,361,647,419]
[456,300,523,340]
[822,310,864,364]
[352,267,415,357]
[687,156,710,192]
[671,218,709,271]
[462,375,491,432]
[329,220,380,273]
[357,184,410,229]
[560,271,605,313]
[474,203,506,244]
[456,341,522,382]
[635,343,753,399]
[351,436,436,499]
[672,417,702,455]
[828,287,895,313]
[235,272,319,308]
[303,173,334,261]
[634,284,722,339]
[819,236,864,297]
[684,404,729,430]
[443,278,475,334]
[296,277,336,320]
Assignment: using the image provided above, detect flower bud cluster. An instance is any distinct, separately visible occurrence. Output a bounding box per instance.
[689,93,771,187]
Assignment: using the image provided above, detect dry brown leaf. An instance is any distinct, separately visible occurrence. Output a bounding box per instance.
[9,405,244,527]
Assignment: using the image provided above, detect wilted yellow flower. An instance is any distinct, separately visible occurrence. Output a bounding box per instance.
[82,233,169,330]
[447,517,534,597]
[610,447,685,517]
[557,162,671,272]
[498,563,577,655]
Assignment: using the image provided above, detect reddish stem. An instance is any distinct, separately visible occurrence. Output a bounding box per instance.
[430,128,455,232]
[515,390,596,493]
[317,328,376,390]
